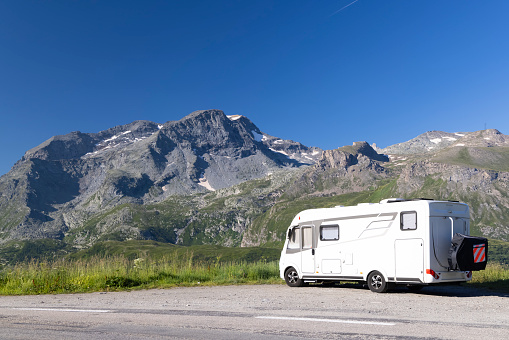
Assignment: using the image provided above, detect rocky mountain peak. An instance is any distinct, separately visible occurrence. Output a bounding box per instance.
[451,129,509,148]
[0,109,324,245]
[351,141,389,162]
[381,131,467,155]
[316,141,388,170]
[382,129,509,156]
[159,110,260,152]
[22,120,162,163]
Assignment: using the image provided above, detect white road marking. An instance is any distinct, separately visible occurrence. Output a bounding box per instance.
[256,316,396,326]
[15,308,110,313]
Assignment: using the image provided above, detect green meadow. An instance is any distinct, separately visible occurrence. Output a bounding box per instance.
[0,253,280,295]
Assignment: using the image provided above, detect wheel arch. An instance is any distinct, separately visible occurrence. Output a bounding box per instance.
[284,264,302,278]
[365,268,390,282]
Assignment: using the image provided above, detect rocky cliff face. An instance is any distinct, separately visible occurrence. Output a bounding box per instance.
[282,142,389,198]
[317,142,388,170]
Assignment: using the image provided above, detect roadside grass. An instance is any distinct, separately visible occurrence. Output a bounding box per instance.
[467,262,509,293]
[1,254,508,295]
[0,252,281,295]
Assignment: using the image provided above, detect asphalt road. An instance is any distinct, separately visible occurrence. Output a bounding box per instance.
[0,284,508,339]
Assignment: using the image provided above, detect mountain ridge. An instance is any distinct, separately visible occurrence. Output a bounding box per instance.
[379,129,509,156]
[1,111,509,262]
[0,110,322,248]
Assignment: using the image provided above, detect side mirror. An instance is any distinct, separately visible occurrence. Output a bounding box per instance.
[287,228,293,239]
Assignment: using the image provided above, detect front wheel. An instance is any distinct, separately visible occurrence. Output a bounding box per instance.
[284,267,306,287]
[367,271,390,293]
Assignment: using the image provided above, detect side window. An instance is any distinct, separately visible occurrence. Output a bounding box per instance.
[302,227,313,249]
[401,211,417,230]
[320,224,339,241]
[287,227,300,249]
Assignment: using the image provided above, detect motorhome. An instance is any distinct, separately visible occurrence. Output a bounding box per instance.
[279,198,488,293]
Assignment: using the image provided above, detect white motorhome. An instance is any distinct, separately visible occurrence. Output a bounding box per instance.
[279,198,488,293]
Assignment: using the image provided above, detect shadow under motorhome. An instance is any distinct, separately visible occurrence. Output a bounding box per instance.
[279,198,488,293]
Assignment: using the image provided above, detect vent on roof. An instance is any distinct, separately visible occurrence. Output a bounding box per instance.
[380,198,460,204]
[380,198,405,204]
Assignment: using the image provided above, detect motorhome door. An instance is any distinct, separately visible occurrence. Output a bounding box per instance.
[431,216,468,269]
[301,225,315,273]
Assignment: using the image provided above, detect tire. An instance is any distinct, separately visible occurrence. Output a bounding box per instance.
[367,271,390,293]
[284,267,306,287]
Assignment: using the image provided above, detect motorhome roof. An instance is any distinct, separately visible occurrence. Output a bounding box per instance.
[291,198,466,226]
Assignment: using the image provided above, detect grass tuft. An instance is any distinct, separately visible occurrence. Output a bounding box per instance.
[467,262,509,292]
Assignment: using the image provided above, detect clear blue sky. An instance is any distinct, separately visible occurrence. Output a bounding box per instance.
[1,0,509,176]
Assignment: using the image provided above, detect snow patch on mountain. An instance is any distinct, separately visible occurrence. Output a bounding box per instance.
[198,176,215,191]
[269,148,289,157]
[252,131,263,142]
[227,115,242,121]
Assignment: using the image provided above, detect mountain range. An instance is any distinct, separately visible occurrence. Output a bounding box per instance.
[1,109,509,262]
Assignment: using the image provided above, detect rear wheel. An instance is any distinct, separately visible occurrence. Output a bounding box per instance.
[284,267,305,287]
[367,271,389,293]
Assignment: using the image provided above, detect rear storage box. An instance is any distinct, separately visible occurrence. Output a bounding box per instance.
[448,234,488,271]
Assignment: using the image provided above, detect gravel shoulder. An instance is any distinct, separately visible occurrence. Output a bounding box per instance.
[0,284,508,339]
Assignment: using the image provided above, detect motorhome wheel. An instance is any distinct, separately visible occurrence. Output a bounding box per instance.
[284,267,306,287]
[367,271,389,293]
